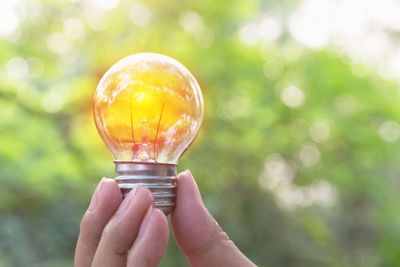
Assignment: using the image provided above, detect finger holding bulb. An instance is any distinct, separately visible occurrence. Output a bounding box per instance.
[74,179,169,267]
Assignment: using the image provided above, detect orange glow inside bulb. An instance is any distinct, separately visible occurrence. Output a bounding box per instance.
[93,53,203,163]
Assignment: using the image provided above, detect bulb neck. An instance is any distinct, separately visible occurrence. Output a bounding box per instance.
[114,161,177,215]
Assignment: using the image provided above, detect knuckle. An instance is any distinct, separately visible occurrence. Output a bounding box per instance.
[101,221,114,238]
[219,230,231,242]
[127,251,156,267]
[101,219,122,242]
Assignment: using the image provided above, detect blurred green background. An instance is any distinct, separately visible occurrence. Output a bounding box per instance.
[1,0,400,266]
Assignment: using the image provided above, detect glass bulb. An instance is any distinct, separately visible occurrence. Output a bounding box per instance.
[93,53,204,163]
[93,53,204,214]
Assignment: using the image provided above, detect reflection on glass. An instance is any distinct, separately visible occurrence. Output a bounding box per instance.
[93,53,204,163]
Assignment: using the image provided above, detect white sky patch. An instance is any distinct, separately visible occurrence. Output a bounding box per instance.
[288,0,400,80]
[46,33,72,55]
[63,17,86,39]
[180,11,204,34]
[238,23,259,46]
[86,0,119,11]
[280,85,304,108]
[309,122,330,143]
[258,16,282,42]
[299,144,320,167]
[84,6,108,32]
[6,57,29,80]
[238,13,282,46]
[288,0,331,49]
[259,154,296,191]
[259,153,336,210]
[179,11,214,48]
[0,0,26,38]
[42,91,63,113]
[130,3,151,27]
[42,83,69,113]
[379,120,400,142]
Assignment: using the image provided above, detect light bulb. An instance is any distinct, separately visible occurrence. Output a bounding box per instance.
[93,53,204,214]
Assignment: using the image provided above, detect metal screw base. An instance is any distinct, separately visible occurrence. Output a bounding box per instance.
[114,161,177,215]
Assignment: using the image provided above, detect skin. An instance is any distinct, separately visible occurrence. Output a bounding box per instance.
[74,171,256,267]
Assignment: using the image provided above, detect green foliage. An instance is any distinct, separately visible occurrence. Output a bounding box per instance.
[1,0,400,266]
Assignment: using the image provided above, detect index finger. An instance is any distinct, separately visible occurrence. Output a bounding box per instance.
[74,178,122,267]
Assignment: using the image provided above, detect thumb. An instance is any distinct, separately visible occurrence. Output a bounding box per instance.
[171,170,256,267]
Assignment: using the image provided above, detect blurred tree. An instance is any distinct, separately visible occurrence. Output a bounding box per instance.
[1,0,400,266]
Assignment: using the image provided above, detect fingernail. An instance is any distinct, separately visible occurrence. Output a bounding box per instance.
[88,178,105,211]
[116,186,138,214]
[184,169,192,176]
[138,204,153,237]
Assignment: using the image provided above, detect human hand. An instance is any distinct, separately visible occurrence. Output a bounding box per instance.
[74,179,169,267]
[75,172,255,267]
[171,170,256,267]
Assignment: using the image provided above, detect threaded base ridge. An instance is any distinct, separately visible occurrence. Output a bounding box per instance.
[114,161,177,215]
